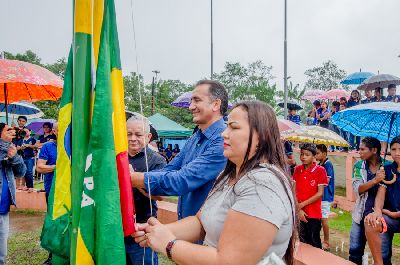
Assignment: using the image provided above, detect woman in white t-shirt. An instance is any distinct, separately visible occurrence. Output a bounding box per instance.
[133,101,297,265]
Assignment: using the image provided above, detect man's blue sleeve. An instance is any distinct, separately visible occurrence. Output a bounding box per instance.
[326,161,335,179]
[39,145,49,161]
[143,138,226,196]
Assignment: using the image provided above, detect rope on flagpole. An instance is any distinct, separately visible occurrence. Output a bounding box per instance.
[128,0,154,264]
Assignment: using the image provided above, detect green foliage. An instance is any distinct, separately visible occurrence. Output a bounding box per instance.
[4,50,42,66]
[304,60,347,91]
[124,73,194,128]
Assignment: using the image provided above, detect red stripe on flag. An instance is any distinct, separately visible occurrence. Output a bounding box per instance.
[116,151,136,236]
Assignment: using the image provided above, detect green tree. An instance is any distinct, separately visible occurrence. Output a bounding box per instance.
[277,81,306,102]
[4,50,43,66]
[214,60,279,109]
[304,60,347,91]
[214,60,274,98]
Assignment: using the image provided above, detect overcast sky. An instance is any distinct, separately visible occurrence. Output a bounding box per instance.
[1,0,399,90]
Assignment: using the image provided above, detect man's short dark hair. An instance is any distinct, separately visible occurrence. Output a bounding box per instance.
[0,123,5,135]
[332,101,340,107]
[313,100,321,107]
[316,144,328,154]
[196,80,228,115]
[17,116,27,122]
[43,122,53,129]
[388,84,396,89]
[362,136,381,155]
[390,136,400,147]
[300,143,317,156]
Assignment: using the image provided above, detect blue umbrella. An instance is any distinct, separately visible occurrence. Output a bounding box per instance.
[0,101,43,120]
[340,72,375,85]
[331,102,400,143]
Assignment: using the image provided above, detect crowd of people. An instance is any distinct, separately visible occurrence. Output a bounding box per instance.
[288,85,399,151]
[0,80,398,265]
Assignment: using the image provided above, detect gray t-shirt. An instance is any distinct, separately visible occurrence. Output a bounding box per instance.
[200,164,294,263]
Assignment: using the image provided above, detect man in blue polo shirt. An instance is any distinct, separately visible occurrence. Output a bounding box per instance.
[0,123,26,264]
[36,123,57,265]
[130,80,228,219]
[37,123,58,204]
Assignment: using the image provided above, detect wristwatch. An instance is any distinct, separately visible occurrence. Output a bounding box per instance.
[166,239,178,260]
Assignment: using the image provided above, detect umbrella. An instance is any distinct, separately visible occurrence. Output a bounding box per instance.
[321,89,350,100]
[301,89,325,101]
[331,102,400,143]
[332,102,400,184]
[26,119,56,135]
[357,74,400,90]
[0,59,63,123]
[171,91,233,109]
[277,101,303,111]
[277,119,301,132]
[341,72,375,85]
[281,126,349,147]
[0,101,43,119]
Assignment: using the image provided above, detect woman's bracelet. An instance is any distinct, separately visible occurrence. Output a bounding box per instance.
[166,239,178,260]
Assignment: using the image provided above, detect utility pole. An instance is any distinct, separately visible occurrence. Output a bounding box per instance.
[283,0,288,119]
[151,70,160,115]
[210,0,214,79]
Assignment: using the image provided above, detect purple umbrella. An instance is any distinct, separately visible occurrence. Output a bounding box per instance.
[27,118,56,135]
[171,91,233,108]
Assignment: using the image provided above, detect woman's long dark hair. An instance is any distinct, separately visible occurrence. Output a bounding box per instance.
[212,101,297,264]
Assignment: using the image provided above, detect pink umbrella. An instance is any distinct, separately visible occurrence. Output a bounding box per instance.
[278,119,301,133]
[301,89,325,101]
[322,89,350,100]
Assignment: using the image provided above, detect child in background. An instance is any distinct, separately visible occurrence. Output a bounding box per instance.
[287,108,301,125]
[315,144,335,251]
[293,143,328,248]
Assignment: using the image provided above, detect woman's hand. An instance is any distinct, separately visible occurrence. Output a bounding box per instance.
[132,223,150,248]
[144,217,176,255]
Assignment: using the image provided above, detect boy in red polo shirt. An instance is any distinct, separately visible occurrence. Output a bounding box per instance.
[293,143,328,248]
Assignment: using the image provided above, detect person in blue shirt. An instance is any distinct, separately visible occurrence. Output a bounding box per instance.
[36,122,57,265]
[373,87,386,102]
[0,123,26,264]
[364,136,400,265]
[35,122,56,149]
[386,84,400,103]
[131,80,228,219]
[346,91,361,151]
[310,100,321,125]
[316,101,330,129]
[315,144,335,251]
[16,128,36,192]
[361,88,375,104]
[287,109,301,125]
[36,123,58,204]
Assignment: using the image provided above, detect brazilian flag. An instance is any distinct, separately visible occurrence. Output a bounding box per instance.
[41,0,135,264]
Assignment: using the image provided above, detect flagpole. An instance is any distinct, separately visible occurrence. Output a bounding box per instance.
[210,0,214,79]
[283,0,288,119]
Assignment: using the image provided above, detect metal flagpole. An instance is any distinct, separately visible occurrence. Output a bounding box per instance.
[283,0,288,119]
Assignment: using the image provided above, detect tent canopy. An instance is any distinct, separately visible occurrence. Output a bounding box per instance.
[148,113,192,138]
